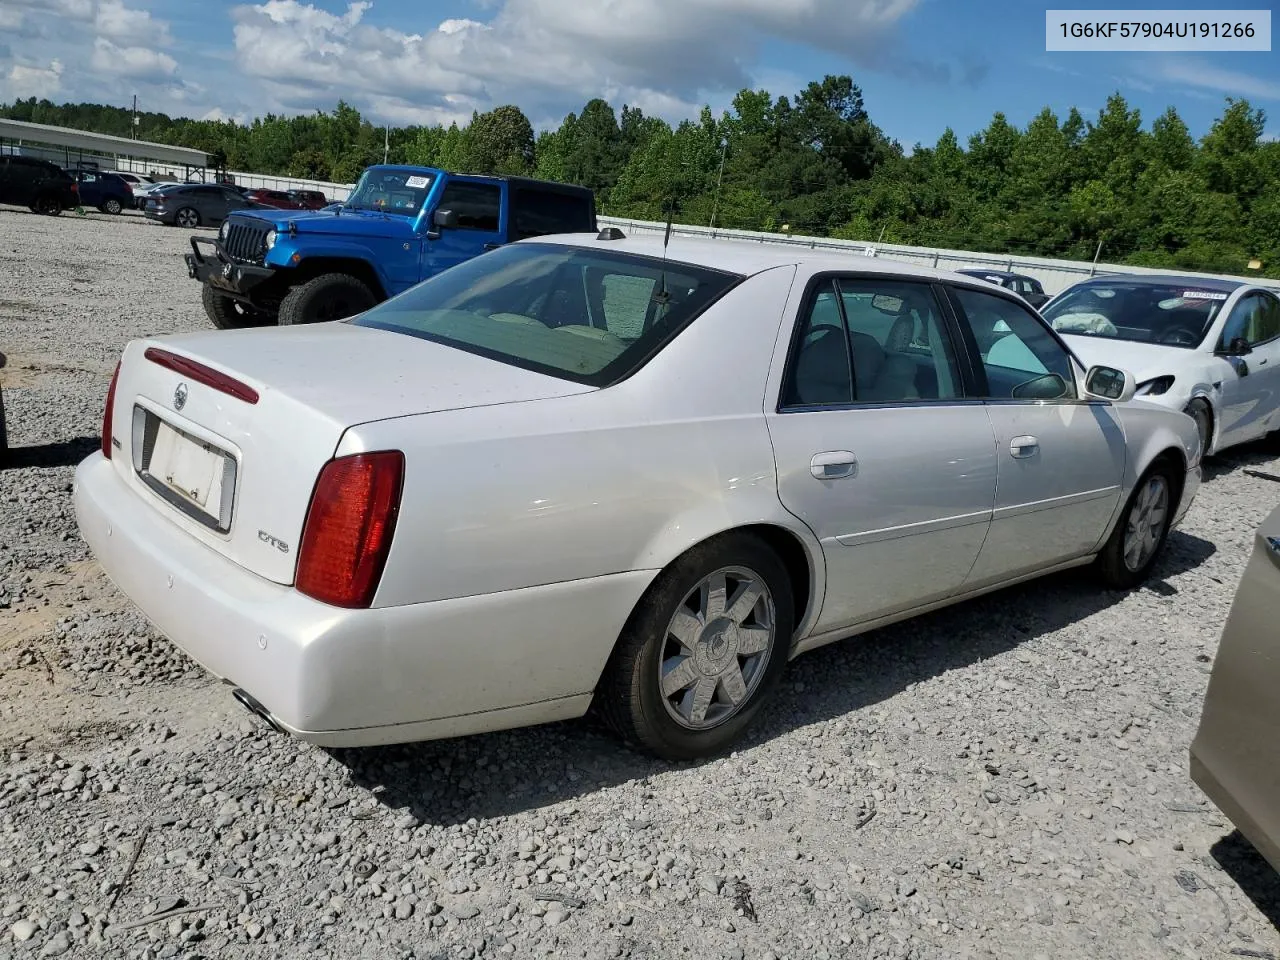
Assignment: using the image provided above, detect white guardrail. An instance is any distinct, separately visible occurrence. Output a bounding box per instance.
[598,216,1280,296]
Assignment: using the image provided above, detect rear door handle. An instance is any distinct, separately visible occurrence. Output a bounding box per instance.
[811,451,857,480]
[1010,435,1039,459]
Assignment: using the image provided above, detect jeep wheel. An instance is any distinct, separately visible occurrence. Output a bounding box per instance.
[32,196,61,216]
[102,198,123,215]
[175,207,200,228]
[278,273,377,325]
[202,284,270,330]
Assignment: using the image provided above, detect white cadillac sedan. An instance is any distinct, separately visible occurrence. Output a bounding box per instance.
[74,234,1202,760]
[1041,274,1280,457]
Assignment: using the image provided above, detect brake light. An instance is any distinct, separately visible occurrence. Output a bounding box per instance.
[144,347,259,404]
[101,362,121,459]
[295,452,404,608]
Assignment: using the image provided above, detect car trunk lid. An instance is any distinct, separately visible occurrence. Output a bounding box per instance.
[107,323,593,585]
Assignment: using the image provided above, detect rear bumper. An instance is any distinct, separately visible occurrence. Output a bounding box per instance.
[73,453,646,746]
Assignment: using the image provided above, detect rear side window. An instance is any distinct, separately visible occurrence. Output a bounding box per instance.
[438,181,501,231]
[511,188,594,240]
[353,242,741,386]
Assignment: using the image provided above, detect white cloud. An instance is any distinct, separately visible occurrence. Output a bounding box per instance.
[90,37,177,80]
[3,59,64,99]
[95,0,172,45]
[1154,59,1280,102]
[228,0,936,124]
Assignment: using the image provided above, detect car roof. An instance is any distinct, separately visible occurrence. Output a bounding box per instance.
[532,232,1010,285]
[1071,273,1246,292]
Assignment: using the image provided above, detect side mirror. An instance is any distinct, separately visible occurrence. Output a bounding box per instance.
[1011,372,1069,400]
[1223,336,1253,357]
[1083,364,1136,403]
[433,208,458,229]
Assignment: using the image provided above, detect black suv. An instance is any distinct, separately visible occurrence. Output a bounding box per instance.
[955,269,1050,308]
[0,156,77,216]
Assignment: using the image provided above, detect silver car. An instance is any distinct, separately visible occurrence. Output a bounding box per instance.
[1191,503,1280,872]
[75,236,1201,760]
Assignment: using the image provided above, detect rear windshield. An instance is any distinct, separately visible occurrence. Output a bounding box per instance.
[351,243,742,386]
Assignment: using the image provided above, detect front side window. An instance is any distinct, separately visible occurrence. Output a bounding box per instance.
[438,181,501,231]
[351,243,741,386]
[783,278,962,406]
[952,286,1077,400]
[1219,293,1280,349]
[1042,281,1230,348]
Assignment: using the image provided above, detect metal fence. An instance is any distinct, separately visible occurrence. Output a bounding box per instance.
[598,216,1280,295]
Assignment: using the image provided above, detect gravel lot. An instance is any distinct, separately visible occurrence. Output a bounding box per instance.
[2,205,1279,960]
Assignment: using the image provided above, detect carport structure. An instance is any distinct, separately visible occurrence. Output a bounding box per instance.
[0,118,212,180]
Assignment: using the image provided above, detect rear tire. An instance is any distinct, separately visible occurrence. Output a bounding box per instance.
[202,284,269,330]
[1184,398,1213,460]
[1095,459,1179,589]
[278,273,377,325]
[32,196,61,216]
[102,198,123,215]
[597,532,794,761]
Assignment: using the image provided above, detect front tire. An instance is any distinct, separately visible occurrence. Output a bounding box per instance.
[202,284,270,330]
[598,533,794,761]
[102,198,123,215]
[1184,398,1213,460]
[278,273,377,325]
[175,207,200,228]
[1096,459,1179,589]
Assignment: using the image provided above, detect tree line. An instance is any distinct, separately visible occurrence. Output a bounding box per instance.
[3,77,1278,277]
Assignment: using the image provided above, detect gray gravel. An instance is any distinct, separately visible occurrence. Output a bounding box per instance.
[2,205,1279,960]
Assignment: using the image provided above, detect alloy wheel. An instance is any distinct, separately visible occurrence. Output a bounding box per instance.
[657,566,776,730]
[1123,475,1169,572]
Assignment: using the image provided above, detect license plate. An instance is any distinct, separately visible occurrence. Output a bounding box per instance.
[149,419,228,518]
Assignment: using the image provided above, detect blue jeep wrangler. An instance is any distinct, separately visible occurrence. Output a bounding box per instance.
[184,165,597,328]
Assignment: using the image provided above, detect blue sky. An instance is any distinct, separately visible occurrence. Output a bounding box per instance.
[1,0,1277,146]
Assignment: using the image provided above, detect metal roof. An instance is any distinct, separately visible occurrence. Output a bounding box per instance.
[0,118,210,168]
[1069,273,1246,292]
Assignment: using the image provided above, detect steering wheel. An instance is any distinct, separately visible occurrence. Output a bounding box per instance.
[1158,327,1199,346]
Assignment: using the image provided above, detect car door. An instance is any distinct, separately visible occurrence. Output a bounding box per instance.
[423,179,505,279]
[1215,291,1280,447]
[0,158,12,204]
[947,284,1126,585]
[766,275,998,633]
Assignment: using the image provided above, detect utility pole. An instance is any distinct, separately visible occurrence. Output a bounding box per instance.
[384,125,390,164]
[131,95,138,140]
[708,138,728,230]
[1090,237,1104,275]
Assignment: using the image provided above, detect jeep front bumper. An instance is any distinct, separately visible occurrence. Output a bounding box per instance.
[185,236,275,298]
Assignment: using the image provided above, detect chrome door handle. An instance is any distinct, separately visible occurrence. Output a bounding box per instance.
[811,451,857,480]
[1010,435,1039,459]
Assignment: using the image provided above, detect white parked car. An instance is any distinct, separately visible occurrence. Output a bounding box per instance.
[1041,274,1280,457]
[74,236,1202,759]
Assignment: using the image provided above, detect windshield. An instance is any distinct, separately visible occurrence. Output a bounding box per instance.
[345,168,435,213]
[1042,282,1231,348]
[351,243,743,386]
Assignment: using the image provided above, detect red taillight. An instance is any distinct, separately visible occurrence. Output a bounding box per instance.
[144,347,259,405]
[101,362,121,459]
[295,452,404,608]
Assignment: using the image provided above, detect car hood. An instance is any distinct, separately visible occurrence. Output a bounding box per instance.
[1060,335,1199,383]
[229,207,419,240]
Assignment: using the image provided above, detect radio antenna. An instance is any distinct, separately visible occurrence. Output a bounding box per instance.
[652,196,675,307]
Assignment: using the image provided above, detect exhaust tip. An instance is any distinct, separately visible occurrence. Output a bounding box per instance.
[231,687,283,733]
